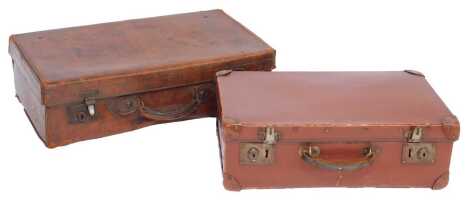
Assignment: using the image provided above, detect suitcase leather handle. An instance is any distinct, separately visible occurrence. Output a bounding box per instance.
[300,144,375,171]
[139,87,207,121]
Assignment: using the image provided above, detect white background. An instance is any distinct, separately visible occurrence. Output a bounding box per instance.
[0,0,468,200]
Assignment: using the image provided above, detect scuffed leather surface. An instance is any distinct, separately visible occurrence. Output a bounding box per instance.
[9,10,275,105]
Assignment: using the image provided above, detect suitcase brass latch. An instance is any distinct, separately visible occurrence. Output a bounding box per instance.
[67,92,98,124]
[263,127,279,145]
[85,97,96,117]
[402,127,436,164]
[239,127,279,165]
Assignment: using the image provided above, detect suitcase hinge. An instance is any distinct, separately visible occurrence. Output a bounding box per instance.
[402,127,436,164]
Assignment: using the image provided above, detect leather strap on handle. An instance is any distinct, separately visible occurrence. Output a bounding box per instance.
[139,87,206,121]
[300,144,376,171]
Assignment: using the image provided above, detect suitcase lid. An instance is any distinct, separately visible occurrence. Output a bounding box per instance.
[9,10,275,106]
[216,71,459,142]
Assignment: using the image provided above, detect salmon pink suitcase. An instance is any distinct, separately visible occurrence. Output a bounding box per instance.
[216,70,459,190]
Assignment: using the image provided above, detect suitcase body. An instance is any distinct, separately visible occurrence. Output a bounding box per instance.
[216,70,459,190]
[10,10,275,148]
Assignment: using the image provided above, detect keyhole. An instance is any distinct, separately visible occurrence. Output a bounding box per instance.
[77,112,87,122]
[264,149,269,158]
[408,148,412,158]
[247,147,259,162]
[417,147,430,160]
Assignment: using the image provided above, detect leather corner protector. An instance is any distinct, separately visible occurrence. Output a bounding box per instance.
[221,118,242,140]
[223,173,241,191]
[216,70,232,77]
[432,171,449,190]
[8,35,17,55]
[222,118,242,131]
[442,115,460,141]
[44,137,59,149]
[404,70,425,77]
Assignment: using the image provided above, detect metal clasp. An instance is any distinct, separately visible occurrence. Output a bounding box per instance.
[408,127,423,142]
[264,127,279,145]
[67,92,98,124]
[85,97,96,116]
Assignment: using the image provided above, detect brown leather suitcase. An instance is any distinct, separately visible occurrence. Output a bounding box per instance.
[9,10,275,148]
[216,70,459,190]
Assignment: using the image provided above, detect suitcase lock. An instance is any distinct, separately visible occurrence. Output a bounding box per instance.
[402,127,436,164]
[239,127,279,165]
[67,92,98,124]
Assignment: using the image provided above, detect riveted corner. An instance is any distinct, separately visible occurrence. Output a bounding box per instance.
[432,171,449,190]
[442,115,460,141]
[216,70,233,77]
[404,70,425,77]
[223,173,241,191]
